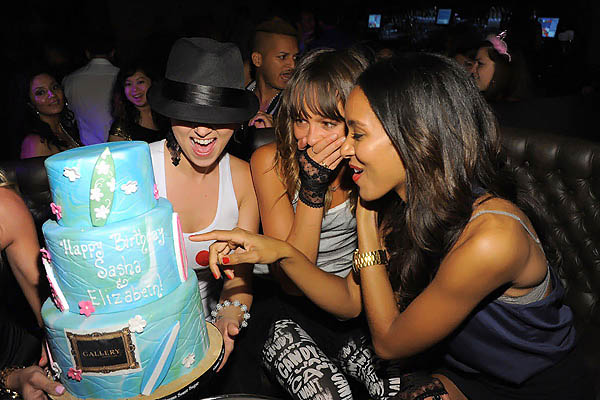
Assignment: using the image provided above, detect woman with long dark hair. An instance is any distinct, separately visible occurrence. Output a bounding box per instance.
[194,53,591,399]
[20,69,80,159]
[108,60,168,142]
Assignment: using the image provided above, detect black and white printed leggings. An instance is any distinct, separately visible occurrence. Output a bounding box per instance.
[262,318,403,400]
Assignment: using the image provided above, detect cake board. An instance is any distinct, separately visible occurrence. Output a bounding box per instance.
[51,322,224,400]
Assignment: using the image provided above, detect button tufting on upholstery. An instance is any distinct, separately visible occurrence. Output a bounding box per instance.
[501,127,600,394]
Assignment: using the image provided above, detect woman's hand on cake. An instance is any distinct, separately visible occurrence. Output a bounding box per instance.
[214,316,242,372]
[6,366,65,400]
[190,228,297,278]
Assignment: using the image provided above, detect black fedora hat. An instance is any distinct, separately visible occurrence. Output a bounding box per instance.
[148,37,258,124]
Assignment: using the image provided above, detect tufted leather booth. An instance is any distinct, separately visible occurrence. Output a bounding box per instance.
[501,127,600,397]
[0,156,52,234]
[2,128,600,396]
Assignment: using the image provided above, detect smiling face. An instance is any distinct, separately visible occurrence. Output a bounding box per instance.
[472,47,495,91]
[29,73,65,116]
[124,71,151,108]
[171,120,237,169]
[342,87,407,201]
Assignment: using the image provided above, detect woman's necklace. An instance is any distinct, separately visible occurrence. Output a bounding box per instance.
[330,183,341,192]
[57,123,79,149]
[254,86,278,113]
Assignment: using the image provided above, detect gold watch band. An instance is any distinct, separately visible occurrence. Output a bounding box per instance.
[352,249,388,273]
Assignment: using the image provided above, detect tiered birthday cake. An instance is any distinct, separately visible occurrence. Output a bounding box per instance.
[41,142,221,399]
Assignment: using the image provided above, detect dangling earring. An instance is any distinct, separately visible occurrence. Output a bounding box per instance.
[166,129,181,166]
[28,102,40,116]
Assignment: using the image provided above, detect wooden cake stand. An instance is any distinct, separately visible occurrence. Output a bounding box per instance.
[52,322,224,400]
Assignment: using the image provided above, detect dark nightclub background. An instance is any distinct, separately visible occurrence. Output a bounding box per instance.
[2,0,599,156]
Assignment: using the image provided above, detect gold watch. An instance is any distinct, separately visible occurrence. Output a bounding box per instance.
[352,249,388,273]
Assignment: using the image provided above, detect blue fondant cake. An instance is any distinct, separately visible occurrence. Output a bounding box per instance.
[41,142,210,399]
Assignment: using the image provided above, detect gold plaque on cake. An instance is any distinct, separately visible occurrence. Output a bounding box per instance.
[66,327,140,374]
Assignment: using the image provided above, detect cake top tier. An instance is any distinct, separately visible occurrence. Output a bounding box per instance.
[45,141,158,228]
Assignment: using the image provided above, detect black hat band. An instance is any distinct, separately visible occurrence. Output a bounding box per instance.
[162,79,248,108]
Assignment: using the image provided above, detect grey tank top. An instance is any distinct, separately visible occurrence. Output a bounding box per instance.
[469,210,550,305]
[291,198,357,277]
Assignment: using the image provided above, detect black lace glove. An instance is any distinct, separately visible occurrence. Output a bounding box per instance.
[297,149,337,208]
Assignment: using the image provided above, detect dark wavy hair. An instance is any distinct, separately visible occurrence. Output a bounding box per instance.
[356,53,515,310]
[274,47,370,211]
[23,68,81,150]
[110,60,168,130]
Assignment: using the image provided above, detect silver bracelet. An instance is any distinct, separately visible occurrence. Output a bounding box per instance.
[210,300,251,328]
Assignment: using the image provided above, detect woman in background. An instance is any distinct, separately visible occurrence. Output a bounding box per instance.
[108,61,168,142]
[20,69,80,159]
[471,31,533,102]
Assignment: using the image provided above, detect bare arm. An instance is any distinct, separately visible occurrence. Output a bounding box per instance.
[213,157,259,371]
[356,205,530,359]
[0,188,43,326]
[192,226,363,320]
[219,157,259,310]
[250,143,362,316]
[250,143,323,262]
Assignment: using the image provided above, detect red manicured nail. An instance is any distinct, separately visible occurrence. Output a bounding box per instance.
[222,256,230,264]
[225,270,235,280]
[212,270,220,279]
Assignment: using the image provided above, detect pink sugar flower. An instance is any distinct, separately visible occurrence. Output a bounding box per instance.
[153,184,159,200]
[50,202,62,220]
[78,300,95,317]
[40,248,51,262]
[67,367,82,381]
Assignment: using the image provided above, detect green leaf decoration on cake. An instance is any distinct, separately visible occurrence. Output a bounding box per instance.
[90,147,116,227]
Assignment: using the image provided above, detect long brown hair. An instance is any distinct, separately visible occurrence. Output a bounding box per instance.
[357,53,513,310]
[273,47,369,211]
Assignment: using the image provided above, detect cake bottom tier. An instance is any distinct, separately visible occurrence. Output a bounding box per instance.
[43,273,212,399]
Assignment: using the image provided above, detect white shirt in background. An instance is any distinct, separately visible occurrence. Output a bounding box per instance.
[62,58,119,145]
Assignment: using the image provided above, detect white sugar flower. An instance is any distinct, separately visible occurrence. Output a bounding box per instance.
[94,204,110,220]
[182,353,195,368]
[107,177,116,193]
[121,181,138,195]
[128,315,147,333]
[63,167,80,182]
[90,187,104,202]
[96,160,110,175]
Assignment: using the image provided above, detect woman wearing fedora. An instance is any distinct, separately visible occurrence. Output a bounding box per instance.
[147,37,260,371]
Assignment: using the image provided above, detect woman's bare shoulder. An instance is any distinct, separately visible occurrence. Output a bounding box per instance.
[250,142,277,171]
[0,188,32,247]
[228,153,251,176]
[445,197,532,280]
[20,134,51,158]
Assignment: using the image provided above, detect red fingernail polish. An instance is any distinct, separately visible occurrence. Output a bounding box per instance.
[212,270,220,279]
[222,256,230,264]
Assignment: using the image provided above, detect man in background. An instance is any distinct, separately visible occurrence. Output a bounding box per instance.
[247,17,299,129]
[62,33,119,145]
